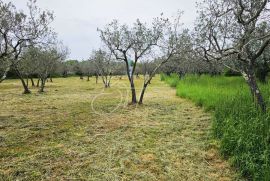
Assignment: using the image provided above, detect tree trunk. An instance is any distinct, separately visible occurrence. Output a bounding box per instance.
[20,77,31,94]
[30,78,35,87]
[95,76,98,84]
[102,75,106,86]
[37,78,40,87]
[14,68,31,94]
[38,78,46,93]
[105,83,109,88]
[130,77,137,104]
[139,84,148,104]
[125,60,137,104]
[103,76,112,88]
[244,71,266,112]
[26,77,29,87]
[108,76,112,87]
[87,75,90,81]
[50,77,53,82]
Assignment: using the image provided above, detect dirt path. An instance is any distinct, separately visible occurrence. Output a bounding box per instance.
[0,77,241,180]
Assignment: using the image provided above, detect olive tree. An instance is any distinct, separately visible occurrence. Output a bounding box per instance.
[0,0,54,94]
[90,49,116,88]
[79,60,96,81]
[195,0,270,112]
[98,13,187,104]
[19,47,39,87]
[37,45,68,92]
[22,43,68,93]
[0,0,18,82]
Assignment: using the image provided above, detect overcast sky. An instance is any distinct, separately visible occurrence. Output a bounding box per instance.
[10,0,200,60]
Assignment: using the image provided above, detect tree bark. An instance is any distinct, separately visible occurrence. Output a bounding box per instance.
[14,68,31,94]
[38,78,46,93]
[19,77,31,94]
[104,83,110,88]
[125,60,137,104]
[37,78,40,87]
[139,84,148,104]
[104,80,109,88]
[20,77,31,94]
[244,70,266,112]
[108,76,112,87]
[95,75,98,84]
[30,77,35,87]
[130,77,137,104]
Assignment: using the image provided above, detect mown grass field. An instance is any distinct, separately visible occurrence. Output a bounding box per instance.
[162,74,270,180]
[0,76,240,180]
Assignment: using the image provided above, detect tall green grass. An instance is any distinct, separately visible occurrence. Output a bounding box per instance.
[162,73,270,180]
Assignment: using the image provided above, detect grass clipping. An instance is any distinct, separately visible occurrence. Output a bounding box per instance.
[0,77,239,180]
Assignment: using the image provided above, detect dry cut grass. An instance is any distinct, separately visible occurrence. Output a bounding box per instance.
[0,76,241,180]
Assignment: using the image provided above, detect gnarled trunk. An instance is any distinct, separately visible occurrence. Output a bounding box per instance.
[244,69,266,113]
[20,77,31,94]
